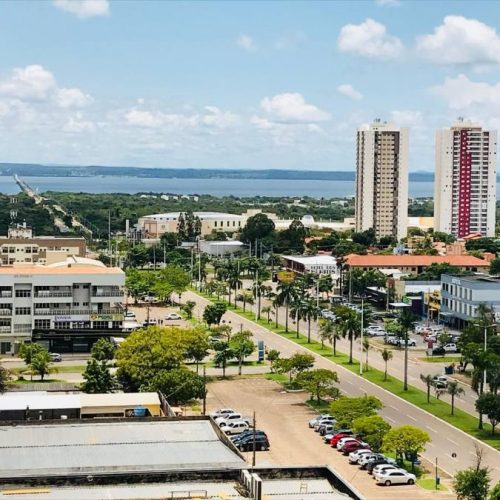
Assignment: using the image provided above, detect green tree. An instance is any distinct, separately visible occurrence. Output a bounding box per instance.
[158,265,190,302]
[318,318,335,351]
[296,368,339,403]
[0,366,10,393]
[91,338,115,362]
[476,393,500,435]
[29,351,57,381]
[447,380,465,416]
[81,358,118,393]
[19,342,44,365]
[345,268,386,297]
[398,308,416,391]
[267,349,281,373]
[142,367,205,405]
[490,481,500,500]
[236,290,254,313]
[229,330,255,375]
[290,298,308,339]
[276,281,296,333]
[184,328,210,373]
[261,305,273,324]
[277,352,315,383]
[240,213,276,246]
[453,466,490,500]
[334,305,360,364]
[490,258,500,276]
[351,228,376,247]
[116,326,191,391]
[213,341,234,378]
[181,300,196,319]
[352,415,391,452]
[382,425,430,465]
[381,348,393,381]
[420,373,434,404]
[329,395,383,428]
[203,302,227,325]
[363,337,370,370]
[275,218,307,253]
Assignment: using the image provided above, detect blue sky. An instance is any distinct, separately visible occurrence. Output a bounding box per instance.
[1,0,500,171]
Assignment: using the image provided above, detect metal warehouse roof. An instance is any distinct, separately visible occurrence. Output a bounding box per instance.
[0,420,245,478]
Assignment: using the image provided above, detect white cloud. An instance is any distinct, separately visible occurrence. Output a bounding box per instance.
[416,16,500,65]
[236,34,257,52]
[390,110,423,127]
[201,106,238,129]
[274,31,306,50]
[55,88,93,108]
[260,92,330,123]
[63,113,96,132]
[53,0,110,18]
[337,18,403,60]
[337,84,363,100]
[432,74,500,109]
[0,65,55,100]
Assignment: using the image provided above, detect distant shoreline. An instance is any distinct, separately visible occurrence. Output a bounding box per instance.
[0,162,435,182]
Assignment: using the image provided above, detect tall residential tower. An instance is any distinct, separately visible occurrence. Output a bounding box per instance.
[355,120,409,241]
[434,120,497,238]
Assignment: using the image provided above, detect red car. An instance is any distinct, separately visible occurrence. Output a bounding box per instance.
[330,432,354,447]
[340,441,370,455]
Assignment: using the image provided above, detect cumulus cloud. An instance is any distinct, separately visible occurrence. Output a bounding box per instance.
[236,34,257,52]
[0,65,92,110]
[53,0,110,18]
[338,18,403,59]
[63,113,96,133]
[432,74,500,109]
[260,92,330,123]
[416,16,500,65]
[337,84,363,100]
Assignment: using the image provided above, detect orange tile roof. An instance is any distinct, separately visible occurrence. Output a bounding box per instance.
[345,254,489,267]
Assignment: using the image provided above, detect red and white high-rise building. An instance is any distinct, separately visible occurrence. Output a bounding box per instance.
[434,120,497,238]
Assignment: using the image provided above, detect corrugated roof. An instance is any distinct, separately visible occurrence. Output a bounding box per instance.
[0,393,80,411]
[346,254,489,267]
[283,255,337,265]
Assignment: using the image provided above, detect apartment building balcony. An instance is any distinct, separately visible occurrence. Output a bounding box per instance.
[34,291,73,298]
[0,326,11,333]
[91,289,123,298]
[0,291,13,299]
[0,309,12,316]
[33,307,123,316]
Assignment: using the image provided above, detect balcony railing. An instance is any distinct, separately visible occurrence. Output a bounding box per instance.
[0,326,11,333]
[92,290,123,297]
[35,291,73,298]
[0,292,13,298]
[0,310,12,316]
[33,308,123,316]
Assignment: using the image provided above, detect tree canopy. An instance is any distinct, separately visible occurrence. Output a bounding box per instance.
[329,395,383,428]
[382,425,430,462]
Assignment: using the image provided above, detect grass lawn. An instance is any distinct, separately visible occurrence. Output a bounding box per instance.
[417,477,448,491]
[12,378,64,384]
[196,290,500,450]
[418,356,462,363]
[11,365,86,374]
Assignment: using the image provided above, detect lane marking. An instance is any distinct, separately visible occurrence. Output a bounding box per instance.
[426,425,437,433]
[407,414,417,422]
[448,438,459,446]
[386,416,396,424]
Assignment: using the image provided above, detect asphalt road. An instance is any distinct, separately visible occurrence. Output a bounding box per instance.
[185,290,500,483]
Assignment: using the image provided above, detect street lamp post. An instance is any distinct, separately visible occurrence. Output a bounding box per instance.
[359,296,364,376]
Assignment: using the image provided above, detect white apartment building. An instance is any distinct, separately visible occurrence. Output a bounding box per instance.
[355,120,409,241]
[434,120,497,238]
[0,257,125,354]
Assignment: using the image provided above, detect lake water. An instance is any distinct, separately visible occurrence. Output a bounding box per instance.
[0,175,440,198]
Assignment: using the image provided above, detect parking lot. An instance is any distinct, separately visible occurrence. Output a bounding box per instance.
[207,377,454,500]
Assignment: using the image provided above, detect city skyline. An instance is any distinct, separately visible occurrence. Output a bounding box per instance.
[2,1,500,171]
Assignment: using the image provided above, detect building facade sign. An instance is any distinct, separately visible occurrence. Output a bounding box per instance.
[90,314,124,322]
[54,314,90,322]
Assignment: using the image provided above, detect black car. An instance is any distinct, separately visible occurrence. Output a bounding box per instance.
[366,458,393,474]
[432,346,446,356]
[231,430,267,444]
[236,434,270,451]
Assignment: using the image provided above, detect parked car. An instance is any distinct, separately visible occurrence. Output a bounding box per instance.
[366,458,397,474]
[318,423,336,436]
[367,328,387,337]
[330,431,354,446]
[348,449,373,464]
[231,430,267,443]
[431,375,448,388]
[385,336,400,345]
[340,441,370,455]
[216,413,250,426]
[372,464,401,476]
[335,437,359,450]
[397,338,417,347]
[49,353,62,362]
[424,333,437,343]
[235,434,270,451]
[309,414,331,428]
[314,416,335,431]
[165,312,182,320]
[223,420,250,435]
[374,469,416,486]
[211,408,236,419]
[358,453,394,468]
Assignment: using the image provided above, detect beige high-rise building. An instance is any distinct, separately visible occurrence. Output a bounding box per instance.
[355,120,409,241]
[434,120,497,238]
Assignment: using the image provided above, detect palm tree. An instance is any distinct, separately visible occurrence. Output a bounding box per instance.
[226,268,242,307]
[261,305,273,324]
[276,281,296,333]
[272,295,280,328]
[398,308,416,391]
[420,373,434,403]
[303,298,319,343]
[336,306,360,364]
[363,337,370,370]
[318,318,334,350]
[29,351,57,381]
[290,298,307,339]
[318,275,333,300]
[381,348,393,381]
[447,380,465,416]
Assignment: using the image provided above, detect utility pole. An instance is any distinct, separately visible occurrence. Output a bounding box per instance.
[252,411,256,467]
[163,244,166,268]
[484,325,488,389]
[198,252,202,290]
[255,268,259,321]
[316,277,320,308]
[202,366,207,416]
[360,296,364,375]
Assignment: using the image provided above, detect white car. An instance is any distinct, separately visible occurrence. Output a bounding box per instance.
[442,343,458,353]
[375,469,416,486]
[372,464,400,476]
[309,414,331,428]
[366,326,386,337]
[211,408,236,419]
[348,449,373,464]
[223,420,249,435]
[359,453,394,467]
[165,312,182,320]
[314,417,335,431]
[217,413,250,427]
